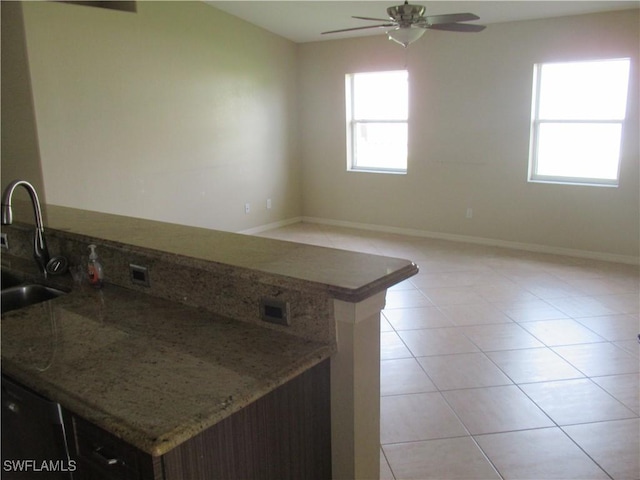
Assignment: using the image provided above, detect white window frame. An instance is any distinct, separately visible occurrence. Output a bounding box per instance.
[345,70,408,174]
[528,58,630,187]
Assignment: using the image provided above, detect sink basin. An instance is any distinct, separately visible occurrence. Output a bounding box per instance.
[1,284,67,314]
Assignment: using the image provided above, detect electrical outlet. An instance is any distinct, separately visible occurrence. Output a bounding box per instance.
[129,264,150,287]
[260,298,290,326]
[266,198,272,209]
[245,203,251,214]
[466,208,473,219]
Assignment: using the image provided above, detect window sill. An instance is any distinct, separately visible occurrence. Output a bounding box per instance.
[528,178,619,188]
[348,168,407,175]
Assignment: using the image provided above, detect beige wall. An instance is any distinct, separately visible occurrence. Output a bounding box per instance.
[4,3,638,259]
[19,1,301,232]
[298,10,640,259]
[1,2,46,198]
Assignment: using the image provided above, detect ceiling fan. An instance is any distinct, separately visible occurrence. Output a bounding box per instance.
[321,1,486,47]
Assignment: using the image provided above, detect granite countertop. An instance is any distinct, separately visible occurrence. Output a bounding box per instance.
[0,283,332,457]
[42,205,418,302]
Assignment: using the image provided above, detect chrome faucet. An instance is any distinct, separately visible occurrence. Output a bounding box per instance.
[1,180,50,276]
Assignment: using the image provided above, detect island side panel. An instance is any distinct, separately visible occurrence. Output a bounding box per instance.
[160,359,331,480]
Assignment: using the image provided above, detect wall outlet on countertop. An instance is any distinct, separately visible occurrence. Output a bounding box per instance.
[260,298,290,326]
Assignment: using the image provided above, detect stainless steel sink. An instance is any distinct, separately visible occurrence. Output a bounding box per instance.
[1,284,67,314]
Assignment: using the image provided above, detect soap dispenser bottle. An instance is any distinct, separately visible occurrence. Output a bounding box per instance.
[87,244,104,288]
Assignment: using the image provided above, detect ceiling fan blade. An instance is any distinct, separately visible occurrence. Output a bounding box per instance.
[424,13,480,25]
[322,23,395,35]
[427,22,486,32]
[352,16,394,22]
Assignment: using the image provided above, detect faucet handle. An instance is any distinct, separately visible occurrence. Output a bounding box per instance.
[46,256,69,276]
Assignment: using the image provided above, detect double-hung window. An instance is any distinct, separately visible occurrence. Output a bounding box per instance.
[529,58,631,186]
[346,70,408,173]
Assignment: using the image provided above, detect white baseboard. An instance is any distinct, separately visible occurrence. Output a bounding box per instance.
[238,216,303,235]
[300,216,640,266]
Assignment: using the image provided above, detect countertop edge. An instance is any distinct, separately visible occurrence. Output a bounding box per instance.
[145,347,333,456]
[329,262,419,302]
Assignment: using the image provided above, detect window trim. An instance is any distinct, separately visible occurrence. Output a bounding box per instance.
[528,58,630,187]
[346,71,408,174]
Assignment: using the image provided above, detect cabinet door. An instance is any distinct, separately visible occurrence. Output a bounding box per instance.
[1,376,73,480]
[63,413,162,480]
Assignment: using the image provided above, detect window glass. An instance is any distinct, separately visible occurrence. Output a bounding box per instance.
[354,123,408,171]
[536,123,622,179]
[347,70,408,173]
[529,58,630,186]
[538,59,629,120]
[353,71,408,120]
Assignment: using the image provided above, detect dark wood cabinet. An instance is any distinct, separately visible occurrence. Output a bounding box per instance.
[1,376,73,480]
[63,414,161,480]
[63,359,331,480]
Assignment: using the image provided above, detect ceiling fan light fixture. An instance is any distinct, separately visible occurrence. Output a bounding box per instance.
[321,2,485,43]
[387,26,425,47]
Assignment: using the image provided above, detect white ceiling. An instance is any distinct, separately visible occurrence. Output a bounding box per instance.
[206,1,639,43]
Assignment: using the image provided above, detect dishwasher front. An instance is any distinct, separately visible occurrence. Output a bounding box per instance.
[1,375,74,479]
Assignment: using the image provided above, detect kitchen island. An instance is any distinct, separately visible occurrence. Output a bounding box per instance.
[2,278,332,479]
[1,281,332,456]
[1,205,418,479]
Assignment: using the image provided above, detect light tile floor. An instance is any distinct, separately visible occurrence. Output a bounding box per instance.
[257,223,639,480]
